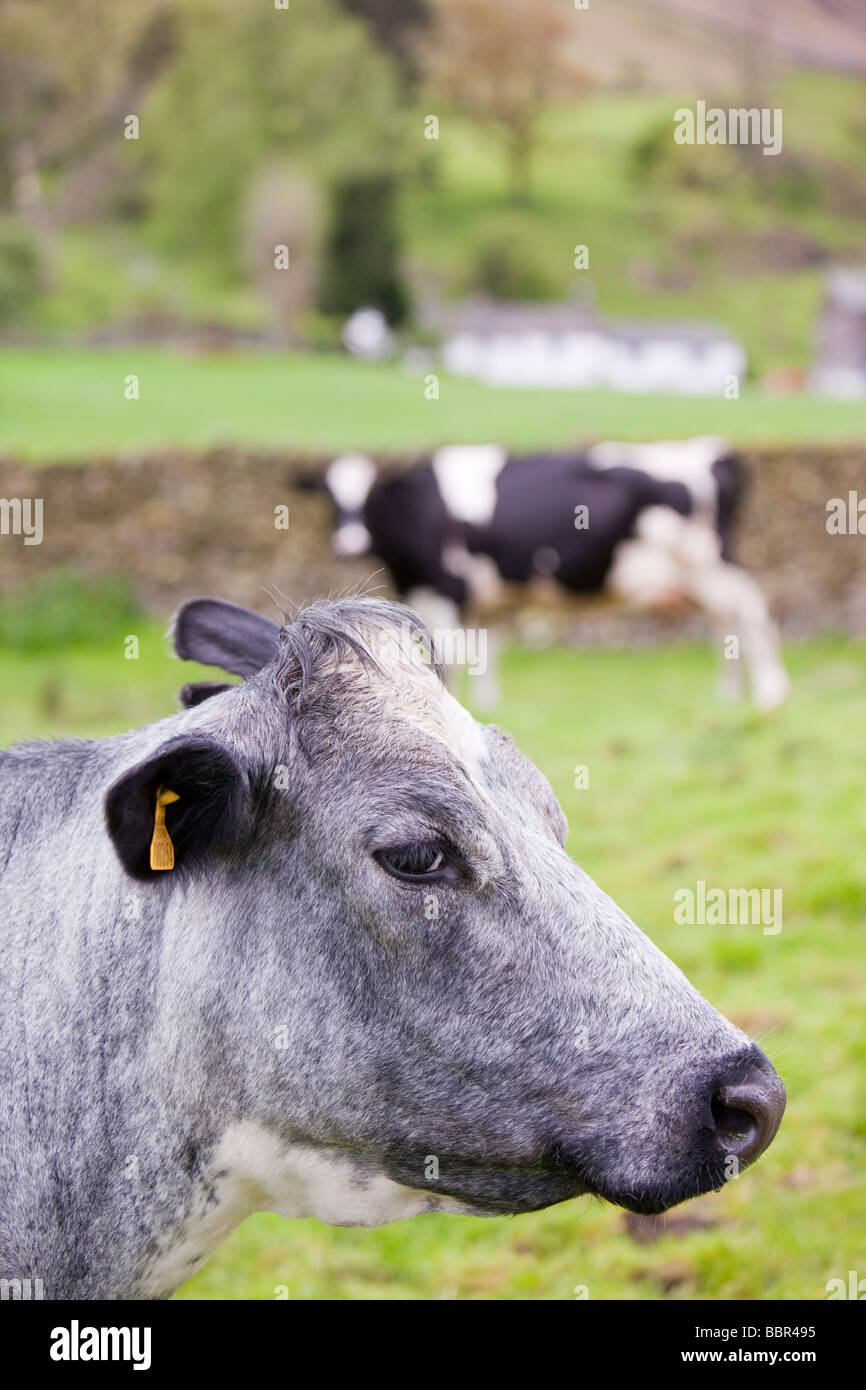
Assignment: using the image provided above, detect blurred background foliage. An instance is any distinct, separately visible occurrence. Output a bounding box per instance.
[1,0,866,371]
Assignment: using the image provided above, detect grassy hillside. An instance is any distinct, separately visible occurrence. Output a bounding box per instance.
[405,73,866,375]
[11,73,866,383]
[1,626,862,1299]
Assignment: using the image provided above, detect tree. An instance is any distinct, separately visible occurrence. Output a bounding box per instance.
[318,174,409,326]
[144,0,410,270]
[0,0,173,272]
[421,0,585,203]
[242,167,322,346]
[337,0,430,80]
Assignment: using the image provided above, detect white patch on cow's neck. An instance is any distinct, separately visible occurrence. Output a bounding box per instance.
[140,1123,470,1298]
[432,445,507,525]
[587,435,728,509]
[326,453,378,510]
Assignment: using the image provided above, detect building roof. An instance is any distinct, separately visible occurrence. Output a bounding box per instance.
[422,298,739,345]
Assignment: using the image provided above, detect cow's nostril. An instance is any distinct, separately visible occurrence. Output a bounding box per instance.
[711,1066,786,1167]
[711,1093,760,1151]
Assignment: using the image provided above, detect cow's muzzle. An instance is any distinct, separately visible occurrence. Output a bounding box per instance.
[580,1045,786,1216]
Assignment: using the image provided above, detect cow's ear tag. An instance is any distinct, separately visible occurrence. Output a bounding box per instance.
[149,787,180,871]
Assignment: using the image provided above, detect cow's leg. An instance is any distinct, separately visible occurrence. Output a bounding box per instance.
[686,565,790,711]
[466,620,502,711]
[405,587,462,692]
[437,546,510,710]
[715,624,747,703]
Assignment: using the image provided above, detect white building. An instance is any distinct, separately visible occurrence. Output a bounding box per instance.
[424,301,745,396]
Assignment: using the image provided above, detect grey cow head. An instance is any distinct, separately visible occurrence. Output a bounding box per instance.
[107,596,784,1235]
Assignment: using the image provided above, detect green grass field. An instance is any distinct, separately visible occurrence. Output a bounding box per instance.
[2,623,863,1299]
[3,347,866,461]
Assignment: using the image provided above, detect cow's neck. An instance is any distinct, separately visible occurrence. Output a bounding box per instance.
[133,1121,462,1298]
[0,735,240,1296]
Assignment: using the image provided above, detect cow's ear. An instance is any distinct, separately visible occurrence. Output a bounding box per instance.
[105,737,249,880]
[178,681,236,708]
[172,598,281,678]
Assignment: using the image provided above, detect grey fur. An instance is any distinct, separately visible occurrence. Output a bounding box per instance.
[0,596,781,1299]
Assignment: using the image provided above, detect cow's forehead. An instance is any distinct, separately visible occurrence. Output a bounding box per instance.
[342,622,489,772]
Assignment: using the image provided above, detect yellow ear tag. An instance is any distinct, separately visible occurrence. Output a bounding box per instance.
[150,786,180,871]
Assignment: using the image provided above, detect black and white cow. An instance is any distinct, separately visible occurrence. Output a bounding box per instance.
[318,438,790,710]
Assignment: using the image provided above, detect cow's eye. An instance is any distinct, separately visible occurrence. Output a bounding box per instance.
[375,841,451,882]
